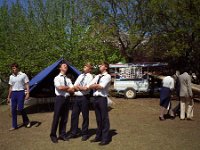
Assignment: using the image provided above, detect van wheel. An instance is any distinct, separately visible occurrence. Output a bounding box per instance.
[124,88,136,99]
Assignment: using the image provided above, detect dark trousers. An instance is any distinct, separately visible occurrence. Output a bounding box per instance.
[93,96,110,142]
[50,96,69,138]
[71,96,89,136]
[173,102,180,115]
[11,91,29,128]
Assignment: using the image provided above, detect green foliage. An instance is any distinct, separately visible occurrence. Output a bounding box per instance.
[0,0,124,100]
[145,0,200,69]
[0,0,123,77]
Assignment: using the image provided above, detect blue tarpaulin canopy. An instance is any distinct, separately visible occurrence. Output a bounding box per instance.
[29,58,81,97]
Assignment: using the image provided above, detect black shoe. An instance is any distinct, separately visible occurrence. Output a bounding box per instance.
[66,134,77,139]
[99,141,109,146]
[82,136,88,141]
[50,137,58,143]
[90,138,101,143]
[159,116,165,121]
[58,136,69,141]
[170,116,175,120]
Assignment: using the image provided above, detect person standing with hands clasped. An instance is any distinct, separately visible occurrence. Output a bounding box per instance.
[67,63,93,141]
[88,62,111,146]
[50,62,74,143]
[7,63,31,131]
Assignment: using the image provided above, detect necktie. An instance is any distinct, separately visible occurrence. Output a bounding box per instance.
[63,76,67,86]
[97,75,104,84]
[80,74,86,86]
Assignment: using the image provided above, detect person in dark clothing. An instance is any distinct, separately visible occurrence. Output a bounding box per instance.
[89,62,111,146]
[67,63,93,141]
[50,62,74,143]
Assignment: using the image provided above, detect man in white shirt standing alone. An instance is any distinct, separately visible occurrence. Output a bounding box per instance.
[89,62,111,146]
[7,63,31,131]
[50,62,74,143]
[67,63,93,141]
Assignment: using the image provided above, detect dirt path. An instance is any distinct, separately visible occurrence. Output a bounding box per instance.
[0,97,200,150]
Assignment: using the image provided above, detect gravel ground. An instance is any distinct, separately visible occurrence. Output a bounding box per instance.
[0,97,200,150]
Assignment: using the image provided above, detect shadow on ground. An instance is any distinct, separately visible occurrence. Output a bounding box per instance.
[16,121,42,129]
[66,128,118,142]
[24,102,114,114]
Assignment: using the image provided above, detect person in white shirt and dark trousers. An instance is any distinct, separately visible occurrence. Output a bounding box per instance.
[68,63,93,141]
[7,63,31,131]
[50,62,74,143]
[89,62,111,146]
[159,75,175,121]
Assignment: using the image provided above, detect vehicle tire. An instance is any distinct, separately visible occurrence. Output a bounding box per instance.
[124,88,136,99]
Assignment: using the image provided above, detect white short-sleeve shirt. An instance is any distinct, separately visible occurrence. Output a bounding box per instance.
[54,73,73,97]
[74,73,93,96]
[9,72,29,91]
[88,72,111,97]
[162,76,174,90]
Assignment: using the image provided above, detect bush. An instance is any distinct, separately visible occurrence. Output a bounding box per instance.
[0,80,8,105]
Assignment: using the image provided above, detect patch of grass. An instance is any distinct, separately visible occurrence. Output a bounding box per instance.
[0,97,200,150]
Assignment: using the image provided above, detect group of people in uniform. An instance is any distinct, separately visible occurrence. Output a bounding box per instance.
[7,60,195,146]
[159,69,194,121]
[7,61,112,146]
